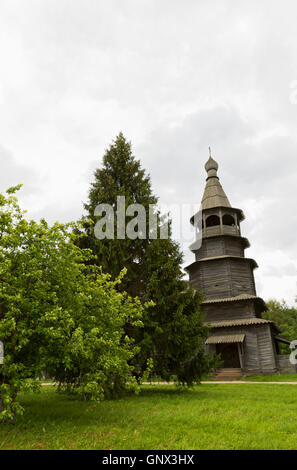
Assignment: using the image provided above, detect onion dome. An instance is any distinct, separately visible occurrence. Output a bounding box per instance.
[205,156,219,179]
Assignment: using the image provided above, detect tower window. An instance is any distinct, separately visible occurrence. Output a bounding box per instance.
[222,214,235,226]
[205,215,220,227]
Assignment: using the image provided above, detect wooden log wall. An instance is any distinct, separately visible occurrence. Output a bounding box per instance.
[277,355,297,373]
[256,325,277,371]
[206,325,278,373]
[189,258,256,299]
[195,236,245,261]
[203,301,255,323]
[229,259,256,297]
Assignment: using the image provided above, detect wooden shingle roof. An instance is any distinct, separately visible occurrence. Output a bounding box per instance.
[185,257,258,273]
[202,295,268,313]
[201,176,231,210]
[202,293,265,306]
[205,334,245,344]
[190,156,245,223]
[207,318,274,328]
[201,156,231,210]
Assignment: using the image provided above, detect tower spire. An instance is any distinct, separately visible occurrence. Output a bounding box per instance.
[201,154,230,209]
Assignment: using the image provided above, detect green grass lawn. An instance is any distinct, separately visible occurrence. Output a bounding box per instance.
[0,384,297,450]
[242,374,297,382]
[147,373,297,382]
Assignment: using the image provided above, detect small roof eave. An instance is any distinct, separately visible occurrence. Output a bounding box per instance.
[274,336,291,345]
[201,294,267,312]
[185,256,258,271]
[206,317,274,328]
[189,235,250,253]
[205,334,245,345]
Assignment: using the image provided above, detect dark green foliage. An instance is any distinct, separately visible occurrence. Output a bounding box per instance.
[79,132,157,297]
[263,299,297,353]
[80,133,214,384]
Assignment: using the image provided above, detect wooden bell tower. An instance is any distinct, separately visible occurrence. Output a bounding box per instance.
[185,154,285,377]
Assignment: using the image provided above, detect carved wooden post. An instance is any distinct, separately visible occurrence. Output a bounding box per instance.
[219,209,223,234]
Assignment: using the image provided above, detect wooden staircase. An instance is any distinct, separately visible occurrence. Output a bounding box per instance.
[213,368,243,381]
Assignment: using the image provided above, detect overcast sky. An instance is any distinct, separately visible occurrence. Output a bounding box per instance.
[0,0,296,305]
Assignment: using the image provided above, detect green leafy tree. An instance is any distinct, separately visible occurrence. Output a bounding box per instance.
[0,186,146,421]
[263,299,297,354]
[80,133,214,384]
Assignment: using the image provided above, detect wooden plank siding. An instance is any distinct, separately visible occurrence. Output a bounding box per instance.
[229,259,256,297]
[256,325,277,372]
[277,355,297,373]
[207,324,277,373]
[188,260,230,298]
[201,260,230,299]
[195,236,245,261]
[202,301,256,323]
[244,330,260,371]
[189,258,256,300]
[224,237,245,257]
[206,325,260,371]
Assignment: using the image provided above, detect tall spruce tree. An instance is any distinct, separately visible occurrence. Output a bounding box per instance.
[79,133,214,383]
[80,132,157,297]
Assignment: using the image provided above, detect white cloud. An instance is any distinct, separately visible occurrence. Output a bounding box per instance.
[0,0,296,304]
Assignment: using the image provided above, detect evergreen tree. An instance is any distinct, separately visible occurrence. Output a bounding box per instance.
[79,132,157,297]
[80,133,214,383]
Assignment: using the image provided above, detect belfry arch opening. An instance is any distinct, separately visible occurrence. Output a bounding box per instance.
[205,215,220,227]
[222,214,235,227]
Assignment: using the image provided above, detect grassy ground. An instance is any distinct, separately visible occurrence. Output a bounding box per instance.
[0,384,297,450]
[146,373,297,382]
[242,374,297,382]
